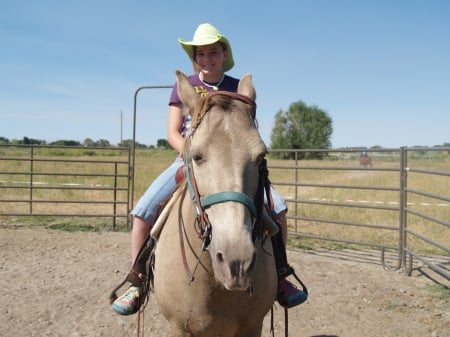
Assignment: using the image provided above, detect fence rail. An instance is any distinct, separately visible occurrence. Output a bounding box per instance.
[0,144,448,282]
[268,147,450,282]
[0,144,131,230]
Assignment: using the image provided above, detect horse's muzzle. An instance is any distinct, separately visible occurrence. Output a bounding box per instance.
[215,249,257,291]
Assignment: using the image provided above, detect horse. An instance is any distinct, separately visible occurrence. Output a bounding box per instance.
[152,70,278,337]
[359,154,372,168]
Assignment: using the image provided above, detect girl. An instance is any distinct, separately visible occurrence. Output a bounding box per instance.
[113,23,304,315]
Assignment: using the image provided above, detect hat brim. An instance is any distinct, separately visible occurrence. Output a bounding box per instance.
[178,35,234,72]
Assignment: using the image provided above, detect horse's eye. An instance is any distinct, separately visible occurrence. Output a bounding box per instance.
[191,150,205,164]
[193,154,203,162]
[188,148,204,163]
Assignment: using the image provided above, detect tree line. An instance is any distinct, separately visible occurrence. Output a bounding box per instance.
[2,99,448,154]
[0,136,172,149]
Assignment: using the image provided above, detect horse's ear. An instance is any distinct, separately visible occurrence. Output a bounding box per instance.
[237,73,256,101]
[175,70,199,115]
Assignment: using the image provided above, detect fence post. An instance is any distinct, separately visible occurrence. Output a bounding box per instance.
[29,146,34,214]
[113,162,118,230]
[399,146,407,269]
[294,150,299,232]
[131,85,172,230]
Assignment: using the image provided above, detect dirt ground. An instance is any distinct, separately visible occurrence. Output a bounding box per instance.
[1,225,449,337]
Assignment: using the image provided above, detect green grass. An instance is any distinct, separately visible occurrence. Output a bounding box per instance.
[0,215,130,232]
[48,223,100,232]
[425,284,450,310]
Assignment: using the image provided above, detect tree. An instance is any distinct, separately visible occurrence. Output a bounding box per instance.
[83,138,95,147]
[157,139,171,149]
[96,139,111,147]
[270,100,333,159]
[20,137,46,145]
[50,140,81,146]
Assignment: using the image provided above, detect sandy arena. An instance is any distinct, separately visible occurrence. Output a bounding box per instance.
[1,225,449,337]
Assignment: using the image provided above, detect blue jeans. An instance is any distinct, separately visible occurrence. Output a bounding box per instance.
[131,157,184,224]
[266,185,288,214]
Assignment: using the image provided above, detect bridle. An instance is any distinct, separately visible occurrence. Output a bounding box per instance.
[182,91,267,251]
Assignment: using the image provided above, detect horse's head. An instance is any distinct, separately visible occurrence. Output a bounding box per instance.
[176,70,267,291]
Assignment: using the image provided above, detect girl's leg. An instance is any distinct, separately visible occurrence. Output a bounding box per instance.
[131,216,151,263]
[113,158,183,315]
[129,158,183,261]
[267,186,307,308]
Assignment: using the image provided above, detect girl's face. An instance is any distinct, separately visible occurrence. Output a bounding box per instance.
[194,42,228,77]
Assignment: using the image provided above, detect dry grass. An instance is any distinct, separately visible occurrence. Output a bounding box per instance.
[267,155,449,256]
[1,147,449,256]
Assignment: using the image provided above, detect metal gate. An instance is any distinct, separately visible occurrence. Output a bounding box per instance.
[268,147,450,282]
[1,144,448,281]
[0,144,131,230]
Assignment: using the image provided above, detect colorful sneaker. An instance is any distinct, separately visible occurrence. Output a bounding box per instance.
[112,286,140,315]
[277,279,308,308]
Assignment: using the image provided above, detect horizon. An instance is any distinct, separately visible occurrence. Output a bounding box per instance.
[1,134,449,150]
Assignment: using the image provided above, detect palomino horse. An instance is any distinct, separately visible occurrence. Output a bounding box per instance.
[360,154,372,168]
[152,71,278,337]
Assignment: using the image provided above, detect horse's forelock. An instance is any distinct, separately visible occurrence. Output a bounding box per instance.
[191,94,256,131]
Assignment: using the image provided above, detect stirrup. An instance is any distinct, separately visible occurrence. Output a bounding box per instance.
[109,235,156,306]
[109,269,146,305]
[278,266,308,306]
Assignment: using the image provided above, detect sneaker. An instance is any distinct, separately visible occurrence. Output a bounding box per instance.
[112,286,140,315]
[277,279,308,308]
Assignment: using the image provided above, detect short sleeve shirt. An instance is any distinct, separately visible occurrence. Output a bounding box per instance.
[169,73,240,137]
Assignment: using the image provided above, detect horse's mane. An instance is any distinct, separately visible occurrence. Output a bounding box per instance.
[182,92,257,154]
[192,93,255,128]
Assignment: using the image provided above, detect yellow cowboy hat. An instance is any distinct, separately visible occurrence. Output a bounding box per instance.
[178,23,234,72]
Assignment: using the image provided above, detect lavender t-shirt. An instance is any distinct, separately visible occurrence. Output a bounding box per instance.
[169,73,239,105]
[169,73,240,136]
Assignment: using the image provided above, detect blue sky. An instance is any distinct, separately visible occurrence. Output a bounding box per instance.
[1,0,449,148]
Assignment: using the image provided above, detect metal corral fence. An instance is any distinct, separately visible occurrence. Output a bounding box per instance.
[267,147,449,282]
[1,144,448,281]
[0,144,131,229]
